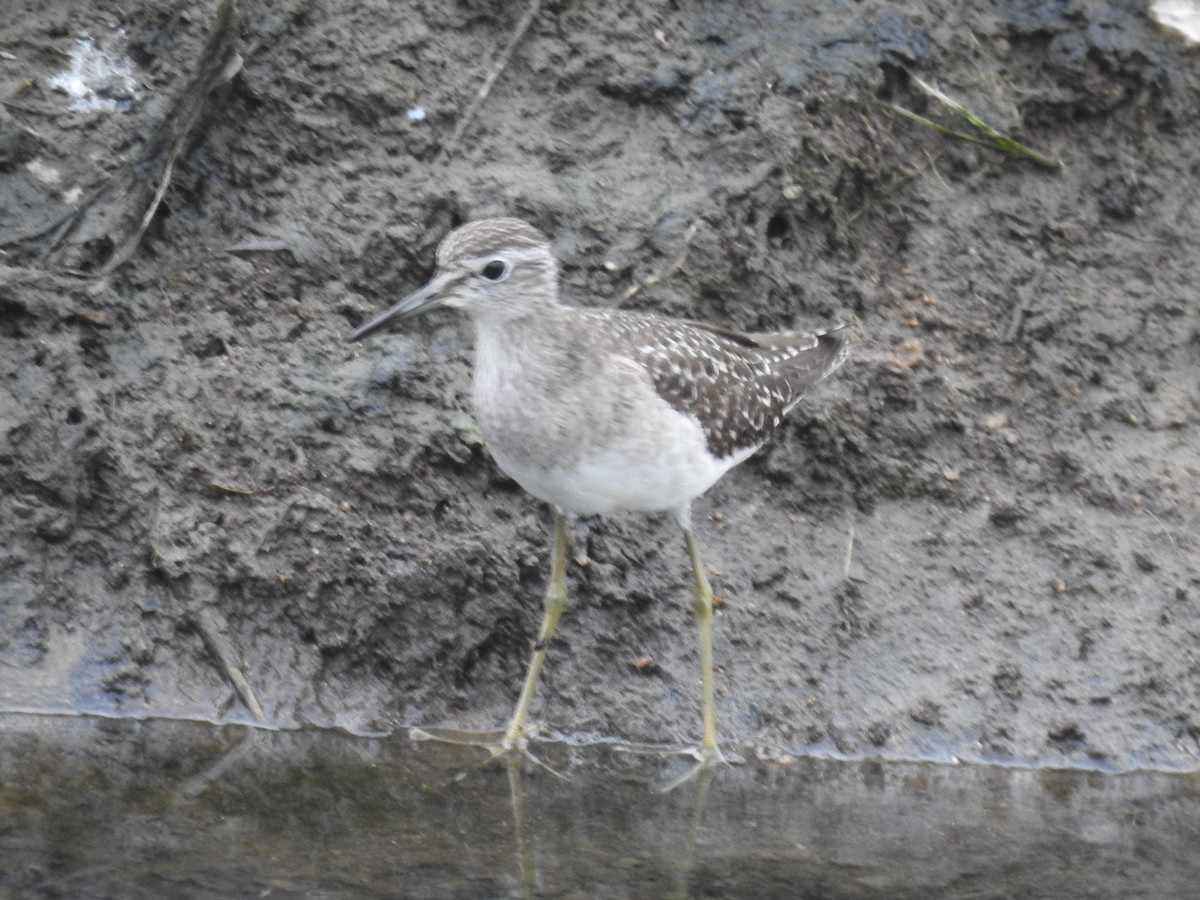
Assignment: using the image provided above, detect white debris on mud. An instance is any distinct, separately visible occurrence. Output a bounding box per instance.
[49,31,141,112]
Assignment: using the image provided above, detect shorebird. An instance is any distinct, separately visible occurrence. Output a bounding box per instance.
[347,217,847,772]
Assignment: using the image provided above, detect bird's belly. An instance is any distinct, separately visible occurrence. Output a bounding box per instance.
[487,406,756,516]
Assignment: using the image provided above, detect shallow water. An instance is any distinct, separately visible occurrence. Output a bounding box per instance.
[1,715,1196,899]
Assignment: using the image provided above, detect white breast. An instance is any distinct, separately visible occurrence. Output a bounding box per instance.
[488,403,757,516]
[471,317,757,516]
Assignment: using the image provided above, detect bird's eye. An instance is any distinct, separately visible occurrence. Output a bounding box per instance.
[481,259,509,281]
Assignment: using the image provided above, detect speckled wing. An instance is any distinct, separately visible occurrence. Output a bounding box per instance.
[601,312,848,459]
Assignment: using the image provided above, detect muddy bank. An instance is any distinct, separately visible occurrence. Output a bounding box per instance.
[1,0,1198,770]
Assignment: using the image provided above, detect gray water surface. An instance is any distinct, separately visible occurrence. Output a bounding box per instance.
[1,715,1196,898]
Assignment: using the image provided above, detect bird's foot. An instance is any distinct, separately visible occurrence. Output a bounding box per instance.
[408,725,568,781]
[609,740,738,791]
[659,743,733,793]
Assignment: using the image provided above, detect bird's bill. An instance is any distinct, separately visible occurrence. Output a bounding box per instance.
[345,279,444,343]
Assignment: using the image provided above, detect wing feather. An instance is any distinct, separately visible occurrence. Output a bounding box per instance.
[590,311,847,459]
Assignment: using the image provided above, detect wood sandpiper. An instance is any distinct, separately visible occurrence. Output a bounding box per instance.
[347,217,847,772]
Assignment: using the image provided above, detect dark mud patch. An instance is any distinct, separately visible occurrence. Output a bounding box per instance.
[1,1,1198,772]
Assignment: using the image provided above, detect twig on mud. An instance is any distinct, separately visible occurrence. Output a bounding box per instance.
[842,521,856,581]
[209,481,276,495]
[1005,268,1048,343]
[1005,304,1028,343]
[193,608,266,723]
[621,220,702,302]
[437,0,542,161]
[889,76,1062,170]
[1140,507,1183,557]
[0,103,46,143]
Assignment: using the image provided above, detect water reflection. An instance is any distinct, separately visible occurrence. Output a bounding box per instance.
[1,715,1196,898]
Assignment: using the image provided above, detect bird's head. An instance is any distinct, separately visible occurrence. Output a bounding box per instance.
[346,217,559,342]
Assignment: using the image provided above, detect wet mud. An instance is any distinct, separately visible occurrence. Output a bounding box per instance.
[2,0,1199,779]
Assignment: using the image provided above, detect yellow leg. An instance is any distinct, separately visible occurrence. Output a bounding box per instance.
[685,528,725,765]
[502,509,568,751]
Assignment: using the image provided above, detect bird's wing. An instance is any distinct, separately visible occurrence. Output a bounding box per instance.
[597,312,846,459]
[743,324,849,412]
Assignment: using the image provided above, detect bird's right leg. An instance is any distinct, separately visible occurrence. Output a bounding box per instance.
[684,527,725,767]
